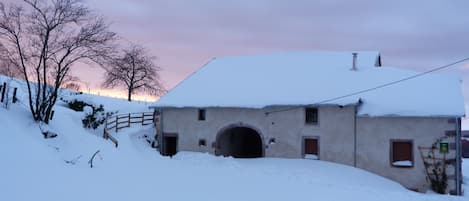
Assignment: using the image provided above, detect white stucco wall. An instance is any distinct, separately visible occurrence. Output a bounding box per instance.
[356,117,458,193]
[160,106,355,163]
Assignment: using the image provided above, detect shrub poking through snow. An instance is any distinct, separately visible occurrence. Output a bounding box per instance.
[63,98,114,129]
[82,104,114,129]
[42,131,58,139]
[38,123,58,139]
[67,99,89,112]
[419,136,451,194]
[88,150,101,168]
[430,166,447,194]
[140,134,157,148]
[65,155,83,165]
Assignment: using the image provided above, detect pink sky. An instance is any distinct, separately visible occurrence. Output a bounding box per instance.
[77,0,469,87]
[69,0,469,126]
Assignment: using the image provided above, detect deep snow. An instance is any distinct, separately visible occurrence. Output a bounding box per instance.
[0,75,467,201]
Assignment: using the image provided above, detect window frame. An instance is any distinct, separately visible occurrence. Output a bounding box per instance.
[390,139,414,168]
[305,107,319,125]
[302,136,320,159]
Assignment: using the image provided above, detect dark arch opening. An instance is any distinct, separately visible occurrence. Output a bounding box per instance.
[216,126,263,158]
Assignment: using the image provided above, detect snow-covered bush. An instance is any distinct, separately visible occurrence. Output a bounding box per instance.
[63,98,114,129]
[83,106,94,116]
[82,104,107,129]
[66,99,88,112]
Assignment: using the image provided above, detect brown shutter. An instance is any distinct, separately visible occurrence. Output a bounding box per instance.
[392,141,412,162]
[304,138,318,155]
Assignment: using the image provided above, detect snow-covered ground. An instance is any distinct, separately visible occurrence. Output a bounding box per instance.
[0,75,468,201]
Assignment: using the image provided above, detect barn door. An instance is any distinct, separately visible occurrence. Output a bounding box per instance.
[163,134,178,157]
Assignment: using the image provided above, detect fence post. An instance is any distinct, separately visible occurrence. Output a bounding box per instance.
[103,114,109,138]
[104,114,108,131]
[142,113,145,125]
[115,115,118,133]
[1,82,6,103]
[12,88,17,103]
[128,113,131,127]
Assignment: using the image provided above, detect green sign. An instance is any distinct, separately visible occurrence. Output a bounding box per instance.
[439,142,449,154]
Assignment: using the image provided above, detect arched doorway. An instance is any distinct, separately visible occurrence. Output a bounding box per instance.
[215,125,264,158]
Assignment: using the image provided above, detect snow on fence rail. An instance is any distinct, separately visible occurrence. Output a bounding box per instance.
[103,112,154,147]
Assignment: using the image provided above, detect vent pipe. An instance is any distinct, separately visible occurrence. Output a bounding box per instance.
[351,53,358,71]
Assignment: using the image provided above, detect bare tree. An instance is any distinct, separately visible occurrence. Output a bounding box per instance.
[63,82,81,92]
[0,59,20,78]
[61,74,81,90]
[0,0,117,124]
[0,42,21,78]
[102,44,165,101]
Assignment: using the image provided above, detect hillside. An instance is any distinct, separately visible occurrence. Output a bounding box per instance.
[0,75,467,201]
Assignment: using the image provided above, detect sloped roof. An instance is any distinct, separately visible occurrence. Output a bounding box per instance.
[153,51,465,117]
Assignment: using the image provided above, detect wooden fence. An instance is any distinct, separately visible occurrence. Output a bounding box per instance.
[103,112,154,147]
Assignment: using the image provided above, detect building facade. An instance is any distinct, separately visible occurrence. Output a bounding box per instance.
[151,51,464,195]
[154,105,462,194]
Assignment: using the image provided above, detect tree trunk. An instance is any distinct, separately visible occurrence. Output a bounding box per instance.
[43,90,59,124]
[127,89,132,102]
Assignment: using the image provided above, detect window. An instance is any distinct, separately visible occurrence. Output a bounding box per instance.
[268,138,276,145]
[390,140,413,167]
[303,138,319,160]
[305,107,318,124]
[198,109,206,121]
[198,139,206,147]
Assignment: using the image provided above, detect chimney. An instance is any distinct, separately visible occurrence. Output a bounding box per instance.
[351,53,358,71]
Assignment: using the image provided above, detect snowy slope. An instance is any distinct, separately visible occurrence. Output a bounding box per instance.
[0,75,467,201]
[153,52,464,117]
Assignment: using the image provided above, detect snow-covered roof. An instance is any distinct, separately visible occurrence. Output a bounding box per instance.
[153,51,465,117]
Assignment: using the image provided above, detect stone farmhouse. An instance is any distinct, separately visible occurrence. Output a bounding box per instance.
[150,51,465,195]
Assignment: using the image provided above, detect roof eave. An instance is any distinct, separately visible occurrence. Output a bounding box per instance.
[149,101,361,110]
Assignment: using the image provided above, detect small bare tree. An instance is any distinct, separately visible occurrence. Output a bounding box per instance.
[0,60,20,78]
[102,44,165,101]
[61,74,81,91]
[0,0,117,124]
[64,82,81,92]
[0,42,20,78]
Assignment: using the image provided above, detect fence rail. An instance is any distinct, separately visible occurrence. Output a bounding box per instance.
[103,112,155,147]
